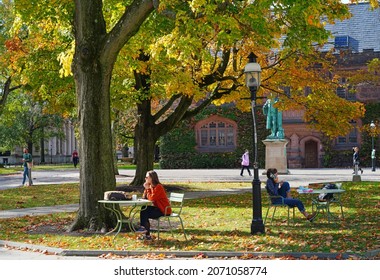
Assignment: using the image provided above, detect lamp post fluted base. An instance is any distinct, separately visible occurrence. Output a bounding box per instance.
[251,219,265,235]
[250,171,265,235]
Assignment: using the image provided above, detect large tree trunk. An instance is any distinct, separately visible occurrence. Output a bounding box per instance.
[131,100,157,186]
[70,0,154,231]
[70,1,116,231]
[70,67,116,231]
[111,120,120,176]
[130,94,195,185]
[40,137,45,163]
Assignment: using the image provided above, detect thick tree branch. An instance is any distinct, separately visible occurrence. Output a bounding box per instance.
[155,94,193,135]
[153,94,182,121]
[101,0,154,63]
[0,76,22,115]
[200,49,231,87]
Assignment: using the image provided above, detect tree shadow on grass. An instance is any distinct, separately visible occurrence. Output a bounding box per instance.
[19,182,379,255]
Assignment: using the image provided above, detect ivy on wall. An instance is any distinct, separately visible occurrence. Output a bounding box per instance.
[160,102,380,169]
[322,102,380,168]
[159,104,267,169]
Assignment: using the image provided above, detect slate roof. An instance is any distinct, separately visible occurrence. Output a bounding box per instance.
[322,2,380,52]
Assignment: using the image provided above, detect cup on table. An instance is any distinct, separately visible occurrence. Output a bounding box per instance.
[132,194,137,201]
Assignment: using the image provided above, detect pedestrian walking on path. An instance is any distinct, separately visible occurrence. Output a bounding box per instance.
[353,147,363,174]
[240,149,252,176]
[72,150,79,168]
[21,148,33,186]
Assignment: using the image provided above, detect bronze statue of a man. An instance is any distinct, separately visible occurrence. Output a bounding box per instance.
[262,97,284,139]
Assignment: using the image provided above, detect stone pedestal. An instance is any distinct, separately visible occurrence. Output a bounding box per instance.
[263,139,289,174]
[352,164,361,182]
[352,175,361,182]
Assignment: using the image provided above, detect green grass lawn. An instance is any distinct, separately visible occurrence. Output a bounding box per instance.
[0,166,22,175]
[117,162,160,170]
[0,181,379,258]
[0,162,159,175]
[0,164,76,175]
[0,183,80,210]
[0,182,248,210]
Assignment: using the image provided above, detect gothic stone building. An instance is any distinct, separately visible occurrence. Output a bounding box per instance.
[284,2,380,168]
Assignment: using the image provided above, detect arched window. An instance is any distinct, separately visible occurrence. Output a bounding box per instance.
[195,116,237,152]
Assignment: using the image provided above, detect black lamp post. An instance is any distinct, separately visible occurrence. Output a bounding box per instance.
[370,121,376,172]
[244,52,265,235]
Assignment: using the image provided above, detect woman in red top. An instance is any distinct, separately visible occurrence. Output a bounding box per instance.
[136,170,171,240]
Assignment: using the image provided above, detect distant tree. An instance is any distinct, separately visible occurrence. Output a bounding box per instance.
[0,92,64,154]
[0,1,23,115]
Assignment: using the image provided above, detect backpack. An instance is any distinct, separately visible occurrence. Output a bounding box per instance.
[104,191,132,201]
[318,183,338,201]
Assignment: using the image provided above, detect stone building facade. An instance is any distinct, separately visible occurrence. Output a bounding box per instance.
[283,2,380,168]
[0,120,78,165]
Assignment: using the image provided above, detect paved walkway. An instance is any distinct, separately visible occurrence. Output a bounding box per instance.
[0,168,379,259]
[2,167,379,190]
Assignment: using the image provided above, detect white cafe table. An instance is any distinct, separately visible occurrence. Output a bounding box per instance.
[98,199,152,238]
[297,188,346,223]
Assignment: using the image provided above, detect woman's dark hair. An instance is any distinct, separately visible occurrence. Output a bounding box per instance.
[266,168,278,179]
[147,170,161,186]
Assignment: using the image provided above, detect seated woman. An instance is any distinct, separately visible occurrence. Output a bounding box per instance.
[265,168,316,222]
[136,170,171,240]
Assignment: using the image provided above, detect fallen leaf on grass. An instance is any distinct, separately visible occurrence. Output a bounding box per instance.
[194,253,207,259]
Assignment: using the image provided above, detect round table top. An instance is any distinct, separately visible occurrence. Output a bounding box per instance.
[297,188,345,194]
[98,199,152,205]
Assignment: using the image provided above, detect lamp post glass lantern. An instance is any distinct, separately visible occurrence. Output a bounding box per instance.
[244,52,265,235]
[370,121,376,172]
